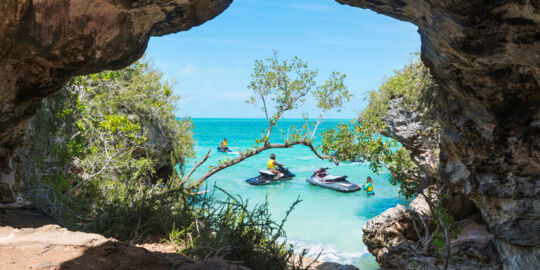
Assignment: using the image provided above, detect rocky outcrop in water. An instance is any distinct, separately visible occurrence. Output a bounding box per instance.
[0,0,232,204]
[361,57,510,270]
[337,1,540,268]
[362,192,499,269]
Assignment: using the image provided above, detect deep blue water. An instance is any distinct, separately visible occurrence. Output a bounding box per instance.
[183,118,408,268]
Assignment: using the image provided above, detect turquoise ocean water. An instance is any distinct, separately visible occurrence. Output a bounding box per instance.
[183,118,407,268]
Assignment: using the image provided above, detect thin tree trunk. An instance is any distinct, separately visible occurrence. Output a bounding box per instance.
[261,93,270,123]
[439,214,451,270]
[419,189,451,270]
[311,110,325,139]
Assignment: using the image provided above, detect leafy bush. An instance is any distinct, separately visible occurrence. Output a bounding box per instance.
[168,187,310,270]
[18,58,194,229]
[320,56,438,198]
[18,58,311,269]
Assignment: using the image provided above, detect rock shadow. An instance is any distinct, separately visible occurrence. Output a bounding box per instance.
[57,240,244,270]
[0,207,57,229]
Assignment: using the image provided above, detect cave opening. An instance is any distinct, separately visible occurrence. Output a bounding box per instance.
[142,1,422,268]
[2,0,538,269]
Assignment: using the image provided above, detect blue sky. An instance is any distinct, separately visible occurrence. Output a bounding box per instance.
[146,0,420,119]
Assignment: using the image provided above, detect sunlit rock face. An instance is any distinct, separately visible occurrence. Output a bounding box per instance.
[0,0,232,203]
[337,0,540,268]
[382,97,440,182]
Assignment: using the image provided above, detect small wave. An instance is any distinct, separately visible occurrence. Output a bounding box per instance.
[285,239,369,266]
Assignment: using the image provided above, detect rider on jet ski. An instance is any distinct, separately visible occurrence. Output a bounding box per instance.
[219,138,228,151]
[267,153,284,179]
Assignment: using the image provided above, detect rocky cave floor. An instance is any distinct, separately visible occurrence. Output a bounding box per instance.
[0,207,358,270]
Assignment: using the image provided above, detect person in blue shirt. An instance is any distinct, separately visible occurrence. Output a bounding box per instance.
[363,176,375,196]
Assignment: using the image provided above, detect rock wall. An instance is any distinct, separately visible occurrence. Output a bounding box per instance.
[0,0,232,203]
[366,83,496,269]
[382,97,440,181]
[337,1,540,268]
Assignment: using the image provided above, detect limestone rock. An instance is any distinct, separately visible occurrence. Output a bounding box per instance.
[337,1,540,267]
[450,217,498,267]
[495,239,540,270]
[363,196,500,269]
[362,204,416,268]
[443,191,479,221]
[382,97,439,181]
[0,0,232,200]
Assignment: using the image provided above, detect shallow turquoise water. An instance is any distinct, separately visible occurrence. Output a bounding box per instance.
[183,118,407,268]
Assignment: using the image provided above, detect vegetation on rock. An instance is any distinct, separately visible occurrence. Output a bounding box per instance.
[319,57,471,269]
[16,58,312,269]
[320,56,438,199]
[18,59,194,229]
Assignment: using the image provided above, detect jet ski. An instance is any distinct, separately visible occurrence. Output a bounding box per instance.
[306,168,361,193]
[246,166,296,185]
[217,146,232,153]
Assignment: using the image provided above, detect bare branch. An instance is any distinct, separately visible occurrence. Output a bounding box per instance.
[69,150,118,193]
[299,141,339,165]
[440,214,451,270]
[419,188,451,270]
[182,149,212,184]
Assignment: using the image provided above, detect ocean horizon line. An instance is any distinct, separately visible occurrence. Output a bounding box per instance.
[176,117,355,121]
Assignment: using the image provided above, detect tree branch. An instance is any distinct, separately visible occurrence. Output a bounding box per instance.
[69,150,117,193]
[191,140,331,187]
[182,149,212,185]
[419,188,450,270]
[265,109,286,139]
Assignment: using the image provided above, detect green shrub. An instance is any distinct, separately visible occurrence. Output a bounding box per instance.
[319,56,438,198]
[18,58,312,269]
[168,187,309,270]
[18,58,194,229]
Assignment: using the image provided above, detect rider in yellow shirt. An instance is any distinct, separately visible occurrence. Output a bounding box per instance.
[219,138,228,151]
[267,153,284,179]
